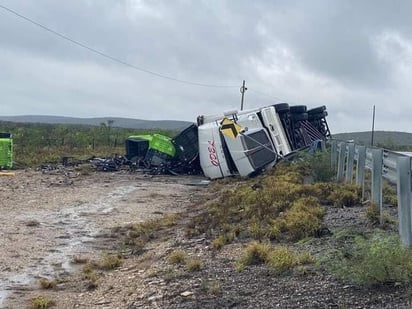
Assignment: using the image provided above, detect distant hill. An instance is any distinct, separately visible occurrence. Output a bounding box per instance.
[333,131,412,148]
[0,115,193,131]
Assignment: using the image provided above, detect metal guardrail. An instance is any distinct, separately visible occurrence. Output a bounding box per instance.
[330,139,412,246]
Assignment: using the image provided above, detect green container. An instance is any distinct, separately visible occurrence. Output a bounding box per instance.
[128,134,176,157]
[0,133,13,168]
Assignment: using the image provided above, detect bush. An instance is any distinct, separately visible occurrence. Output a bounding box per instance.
[329,234,412,286]
[98,254,123,270]
[38,278,57,289]
[168,250,186,264]
[271,197,325,241]
[212,232,235,250]
[186,258,202,271]
[327,184,361,207]
[235,242,271,271]
[266,246,299,274]
[30,296,55,309]
[235,242,315,273]
[383,182,398,207]
[308,151,335,182]
[366,201,380,225]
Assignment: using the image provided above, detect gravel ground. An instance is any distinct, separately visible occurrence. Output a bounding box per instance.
[1,168,411,308]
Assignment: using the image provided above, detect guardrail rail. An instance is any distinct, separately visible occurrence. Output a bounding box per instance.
[330,139,412,246]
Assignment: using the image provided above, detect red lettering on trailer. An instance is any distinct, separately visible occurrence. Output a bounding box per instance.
[208,140,219,166]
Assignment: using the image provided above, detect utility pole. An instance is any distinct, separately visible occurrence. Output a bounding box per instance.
[240,80,247,111]
[371,105,376,147]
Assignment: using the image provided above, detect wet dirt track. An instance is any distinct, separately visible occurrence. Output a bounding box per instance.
[0,168,205,307]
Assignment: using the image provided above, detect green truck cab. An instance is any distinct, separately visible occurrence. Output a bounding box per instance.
[0,133,13,169]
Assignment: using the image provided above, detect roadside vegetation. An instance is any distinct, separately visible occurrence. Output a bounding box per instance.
[30,295,55,309]
[0,121,175,167]
[181,150,412,286]
[328,232,412,286]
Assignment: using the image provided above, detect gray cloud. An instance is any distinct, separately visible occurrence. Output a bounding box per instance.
[1,0,412,133]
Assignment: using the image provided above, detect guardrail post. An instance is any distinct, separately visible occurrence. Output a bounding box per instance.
[397,157,412,246]
[320,140,326,152]
[330,140,338,171]
[356,145,366,200]
[371,148,383,220]
[337,142,346,182]
[345,143,355,183]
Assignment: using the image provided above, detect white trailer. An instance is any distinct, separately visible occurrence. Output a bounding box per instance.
[197,103,330,179]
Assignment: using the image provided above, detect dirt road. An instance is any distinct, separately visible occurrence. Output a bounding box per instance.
[0,168,206,308]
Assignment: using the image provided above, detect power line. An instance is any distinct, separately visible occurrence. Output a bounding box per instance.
[0,4,239,88]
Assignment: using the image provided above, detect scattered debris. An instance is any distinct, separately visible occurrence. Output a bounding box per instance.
[180,291,194,297]
[0,171,15,176]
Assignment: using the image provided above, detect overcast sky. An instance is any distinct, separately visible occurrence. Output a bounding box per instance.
[1,0,412,133]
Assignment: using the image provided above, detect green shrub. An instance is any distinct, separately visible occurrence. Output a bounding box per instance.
[327,184,361,207]
[329,234,412,285]
[306,151,335,182]
[366,201,380,225]
[266,246,298,273]
[383,182,398,207]
[271,197,325,241]
[30,296,55,309]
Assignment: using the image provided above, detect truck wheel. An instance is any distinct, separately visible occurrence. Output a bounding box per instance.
[308,111,328,120]
[290,105,307,114]
[307,106,326,114]
[292,112,308,121]
[274,103,290,113]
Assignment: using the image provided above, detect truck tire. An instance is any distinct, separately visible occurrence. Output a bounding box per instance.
[307,106,326,114]
[290,105,307,114]
[274,103,290,113]
[292,112,308,121]
[308,111,328,120]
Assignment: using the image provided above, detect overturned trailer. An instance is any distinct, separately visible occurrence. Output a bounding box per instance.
[197,103,330,179]
[125,103,330,178]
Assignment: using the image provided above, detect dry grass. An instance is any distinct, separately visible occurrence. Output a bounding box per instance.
[98,254,123,270]
[205,280,221,295]
[71,255,89,264]
[30,295,55,309]
[186,258,202,272]
[168,250,186,264]
[123,214,178,247]
[38,278,57,290]
[235,242,314,273]
[212,232,235,250]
